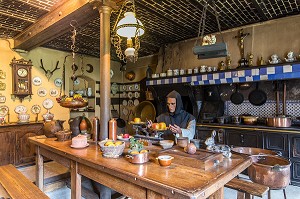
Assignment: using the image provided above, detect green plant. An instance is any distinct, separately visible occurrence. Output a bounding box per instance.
[129,137,144,152]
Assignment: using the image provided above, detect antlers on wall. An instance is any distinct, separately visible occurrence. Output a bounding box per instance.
[40,59,60,81]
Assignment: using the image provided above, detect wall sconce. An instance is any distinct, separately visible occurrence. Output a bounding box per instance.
[111,0,144,63]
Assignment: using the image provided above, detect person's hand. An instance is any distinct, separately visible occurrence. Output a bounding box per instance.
[169,124,182,134]
[146,120,153,129]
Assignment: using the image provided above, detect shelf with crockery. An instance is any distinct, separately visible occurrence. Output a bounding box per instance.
[146,62,300,86]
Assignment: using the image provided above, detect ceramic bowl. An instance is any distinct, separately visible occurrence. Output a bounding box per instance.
[159,140,174,149]
[157,155,174,166]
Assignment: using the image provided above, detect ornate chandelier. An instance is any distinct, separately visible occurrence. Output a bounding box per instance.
[111,0,144,63]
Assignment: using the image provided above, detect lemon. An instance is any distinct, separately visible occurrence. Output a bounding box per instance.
[115,141,123,146]
[130,150,139,155]
[140,150,148,154]
[104,141,114,146]
[107,143,115,147]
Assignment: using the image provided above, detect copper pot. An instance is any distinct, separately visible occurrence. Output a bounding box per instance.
[125,150,149,164]
[248,155,290,189]
[266,116,291,127]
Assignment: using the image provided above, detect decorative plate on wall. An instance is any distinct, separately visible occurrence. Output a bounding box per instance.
[31,105,41,114]
[32,76,42,86]
[0,105,9,116]
[122,100,128,106]
[73,78,80,85]
[43,98,54,109]
[49,88,59,97]
[37,88,47,97]
[54,78,62,87]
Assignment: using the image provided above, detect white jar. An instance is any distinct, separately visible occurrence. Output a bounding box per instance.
[167,69,173,77]
[187,69,193,74]
[87,88,92,96]
[180,69,185,75]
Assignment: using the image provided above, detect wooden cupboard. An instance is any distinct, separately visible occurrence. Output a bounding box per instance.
[0,122,43,166]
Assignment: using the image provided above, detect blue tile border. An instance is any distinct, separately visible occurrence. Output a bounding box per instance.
[146,63,300,86]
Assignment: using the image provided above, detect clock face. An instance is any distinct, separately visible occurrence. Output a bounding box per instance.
[17,68,28,77]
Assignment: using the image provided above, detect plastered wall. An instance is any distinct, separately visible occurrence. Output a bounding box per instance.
[155,14,300,73]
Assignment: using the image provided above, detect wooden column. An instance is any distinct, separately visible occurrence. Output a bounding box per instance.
[92,1,115,140]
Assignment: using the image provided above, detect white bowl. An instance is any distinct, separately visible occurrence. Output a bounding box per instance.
[159,140,174,149]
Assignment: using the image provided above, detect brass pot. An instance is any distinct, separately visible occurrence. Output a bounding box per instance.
[248,155,290,189]
[241,116,258,125]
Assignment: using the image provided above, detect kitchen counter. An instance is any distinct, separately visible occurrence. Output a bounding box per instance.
[197,123,300,133]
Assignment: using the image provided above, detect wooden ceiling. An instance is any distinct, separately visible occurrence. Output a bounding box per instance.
[1,0,300,61]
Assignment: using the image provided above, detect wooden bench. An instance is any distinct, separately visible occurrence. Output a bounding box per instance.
[226,178,269,199]
[0,164,49,199]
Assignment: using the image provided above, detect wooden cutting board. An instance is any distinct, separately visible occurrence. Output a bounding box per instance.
[158,146,224,170]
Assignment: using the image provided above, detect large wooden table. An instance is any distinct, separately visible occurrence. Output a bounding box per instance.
[29,137,251,199]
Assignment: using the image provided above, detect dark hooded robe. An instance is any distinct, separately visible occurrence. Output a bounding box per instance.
[156,90,196,141]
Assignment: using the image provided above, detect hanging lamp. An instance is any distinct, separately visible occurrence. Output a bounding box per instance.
[111,0,144,63]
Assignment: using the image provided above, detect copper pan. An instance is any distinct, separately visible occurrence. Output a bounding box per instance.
[248,155,290,189]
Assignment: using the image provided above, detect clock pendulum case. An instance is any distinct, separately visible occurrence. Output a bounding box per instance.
[10,57,33,102]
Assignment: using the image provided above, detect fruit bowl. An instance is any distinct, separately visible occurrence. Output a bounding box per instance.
[98,140,125,158]
[59,101,88,108]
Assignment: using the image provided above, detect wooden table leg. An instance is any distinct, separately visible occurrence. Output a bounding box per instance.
[71,160,81,199]
[35,146,44,191]
[208,186,224,199]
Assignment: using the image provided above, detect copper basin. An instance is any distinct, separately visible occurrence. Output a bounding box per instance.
[248,155,291,189]
[232,147,278,156]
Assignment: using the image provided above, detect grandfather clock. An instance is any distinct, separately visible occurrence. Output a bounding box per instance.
[10,57,33,102]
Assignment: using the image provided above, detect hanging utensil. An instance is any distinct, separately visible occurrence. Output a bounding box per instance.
[248,82,267,106]
[230,84,244,105]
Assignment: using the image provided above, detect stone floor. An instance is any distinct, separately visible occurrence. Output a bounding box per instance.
[46,180,300,199]
[18,162,300,199]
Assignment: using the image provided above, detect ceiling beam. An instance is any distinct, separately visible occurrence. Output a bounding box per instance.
[14,0,98,50]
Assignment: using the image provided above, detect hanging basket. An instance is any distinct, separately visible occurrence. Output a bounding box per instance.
[59,101,88,109]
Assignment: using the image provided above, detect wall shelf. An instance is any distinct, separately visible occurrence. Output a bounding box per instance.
[146,62,300,86]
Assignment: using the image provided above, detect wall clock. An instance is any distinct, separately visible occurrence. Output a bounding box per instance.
[10,58,33,101]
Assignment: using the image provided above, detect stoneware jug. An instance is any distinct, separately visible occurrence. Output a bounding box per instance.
[43,120,65,138]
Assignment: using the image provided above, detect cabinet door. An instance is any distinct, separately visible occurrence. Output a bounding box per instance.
[290,158,300,186]
[264,133,288,157]
[15,124,43,166]
[0,131,15,166]
[290,135,300,159]
[226,129,262,148]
